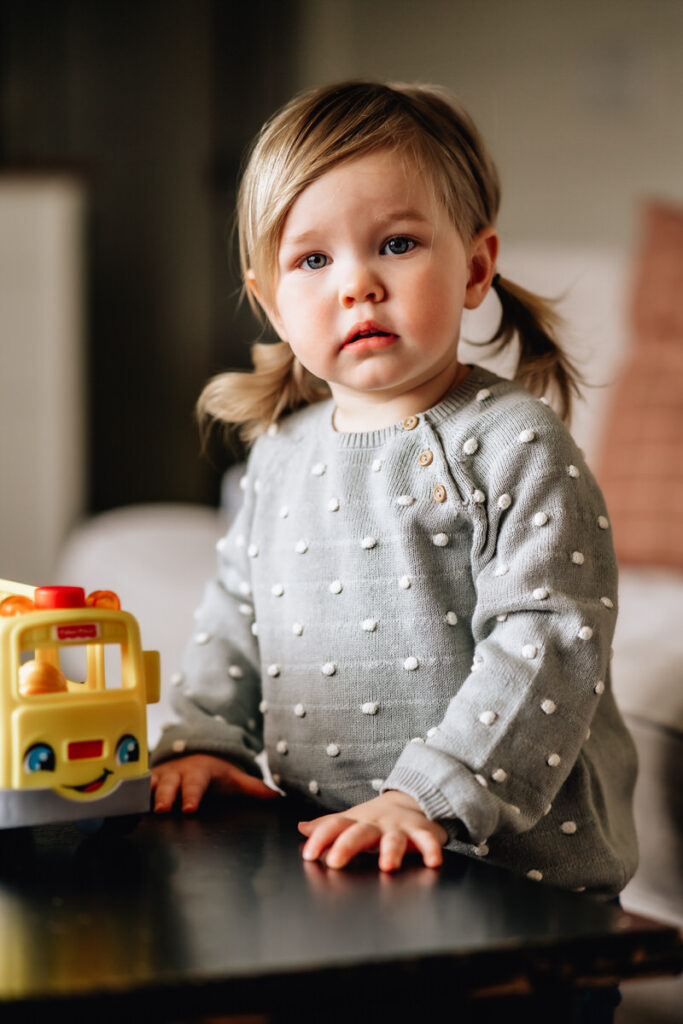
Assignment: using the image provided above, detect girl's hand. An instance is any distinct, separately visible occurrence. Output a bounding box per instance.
[151,753,280,813]
[298,790,448,872]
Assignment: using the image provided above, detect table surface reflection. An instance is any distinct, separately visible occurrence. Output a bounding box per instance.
[0,799,679,1021]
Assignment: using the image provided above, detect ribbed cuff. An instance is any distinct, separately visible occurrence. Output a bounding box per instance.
[382,765,456,820]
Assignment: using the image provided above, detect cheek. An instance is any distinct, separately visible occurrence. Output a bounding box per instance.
[271,290,299,341]
[275,283,330,339]
[401,267,465,336]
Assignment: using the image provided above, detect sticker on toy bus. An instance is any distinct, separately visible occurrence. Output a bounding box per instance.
[53,623,100,642]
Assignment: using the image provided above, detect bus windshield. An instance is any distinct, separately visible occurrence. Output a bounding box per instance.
[17,639,129,697]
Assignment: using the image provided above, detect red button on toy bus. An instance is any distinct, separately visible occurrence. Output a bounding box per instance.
[34,586,86,610]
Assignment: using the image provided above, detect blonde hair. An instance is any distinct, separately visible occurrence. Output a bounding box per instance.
[199,80,580,442]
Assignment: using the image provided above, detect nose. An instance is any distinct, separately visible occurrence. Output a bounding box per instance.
[339,265,385,308]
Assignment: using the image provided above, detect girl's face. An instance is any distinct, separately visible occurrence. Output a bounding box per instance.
[255,149,496,431]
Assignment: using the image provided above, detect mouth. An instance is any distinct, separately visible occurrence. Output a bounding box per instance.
[342,321,398,350]
[66,768,113,794]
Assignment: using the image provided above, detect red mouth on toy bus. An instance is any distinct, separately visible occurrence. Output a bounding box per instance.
[67,768,113,793]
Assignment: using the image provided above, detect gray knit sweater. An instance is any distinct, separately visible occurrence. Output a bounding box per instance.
[153,366,638,897]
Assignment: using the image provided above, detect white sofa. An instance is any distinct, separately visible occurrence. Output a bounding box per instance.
[56,243,682,1018]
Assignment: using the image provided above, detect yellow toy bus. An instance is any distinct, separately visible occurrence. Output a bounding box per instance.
[0,579,159,830]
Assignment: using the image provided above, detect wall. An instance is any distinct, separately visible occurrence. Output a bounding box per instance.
[0,0,300,513]
[1,0,680,531]
[294,0,683,248]
[0,175,85,581]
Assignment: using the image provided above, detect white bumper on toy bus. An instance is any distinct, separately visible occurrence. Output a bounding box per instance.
[0,774,151,829]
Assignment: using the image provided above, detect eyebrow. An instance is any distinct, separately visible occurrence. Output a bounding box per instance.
[279,229,321,249]
[374,208,431,226]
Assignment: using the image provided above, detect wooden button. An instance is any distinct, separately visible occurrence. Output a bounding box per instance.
[433,485,447,503]
[403,415,419,430]
[418,450,433,466]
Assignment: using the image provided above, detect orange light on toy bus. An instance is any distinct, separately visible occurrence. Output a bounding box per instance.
[86,590,121,610]
[67,740,103,760]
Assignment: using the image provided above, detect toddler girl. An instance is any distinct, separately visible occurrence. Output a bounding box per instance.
[151,80,638,898]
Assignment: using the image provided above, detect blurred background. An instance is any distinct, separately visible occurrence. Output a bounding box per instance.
[2,10,682,1018]
[0,0,681,579]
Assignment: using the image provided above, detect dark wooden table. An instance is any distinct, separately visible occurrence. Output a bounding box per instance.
[0,799,679,1023]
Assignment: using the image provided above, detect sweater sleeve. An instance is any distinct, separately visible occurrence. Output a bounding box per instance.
[151,461,264,774]
[383,405,618,846]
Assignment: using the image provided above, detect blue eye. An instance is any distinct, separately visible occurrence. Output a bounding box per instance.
[383,237,415,255]
[116,735,140,765]
[302,253,327,270]
[24,743,55,773]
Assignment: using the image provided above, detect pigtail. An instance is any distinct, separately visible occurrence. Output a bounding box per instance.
[197,341,330,446]
[489,275,582,423]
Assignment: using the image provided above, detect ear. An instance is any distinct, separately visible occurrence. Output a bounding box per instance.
[245,269,288,342]
[464,228,499,310]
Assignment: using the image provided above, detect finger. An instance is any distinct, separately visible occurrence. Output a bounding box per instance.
[221,766,281,799]
[298,817,329,836]
[326,822,381,869]
[177,765,212,812]
[409,828,444,869]
[301,816,352,862]
[378,830,409,872]
[152,770,181,812]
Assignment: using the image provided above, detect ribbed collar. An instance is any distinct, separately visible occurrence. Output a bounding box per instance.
[319,365,502,450]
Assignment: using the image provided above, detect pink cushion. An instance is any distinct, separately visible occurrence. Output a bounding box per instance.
[598,201,683,569]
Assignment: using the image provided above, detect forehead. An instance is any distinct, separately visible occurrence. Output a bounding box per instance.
[280,149,443,239]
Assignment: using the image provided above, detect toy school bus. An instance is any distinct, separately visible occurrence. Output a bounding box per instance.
[0,579,159,830]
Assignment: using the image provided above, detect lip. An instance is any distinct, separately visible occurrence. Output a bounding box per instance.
[66,768,113,794]
[342,320,398,350]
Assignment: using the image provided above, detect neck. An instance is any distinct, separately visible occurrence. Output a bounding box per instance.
[331,362,471,433]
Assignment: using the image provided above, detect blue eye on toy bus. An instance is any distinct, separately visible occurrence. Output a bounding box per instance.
[116,735,140,765]
[24,743,56,773]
